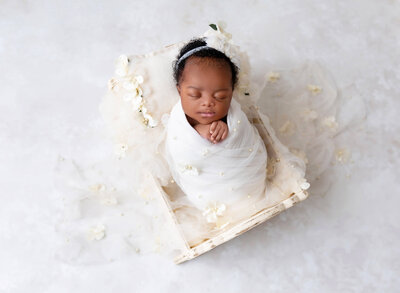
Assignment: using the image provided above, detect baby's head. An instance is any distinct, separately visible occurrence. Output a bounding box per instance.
[172,38,239,125]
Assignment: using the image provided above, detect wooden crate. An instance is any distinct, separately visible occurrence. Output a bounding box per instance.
[103,36,310,264]
[147,104,309,264]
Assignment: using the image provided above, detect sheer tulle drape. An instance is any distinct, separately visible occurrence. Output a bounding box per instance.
[52,53,364,264]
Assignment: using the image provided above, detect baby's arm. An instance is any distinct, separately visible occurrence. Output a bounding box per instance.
[194,120,229,144]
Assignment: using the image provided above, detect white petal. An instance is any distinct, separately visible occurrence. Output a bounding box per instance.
[132,96,143,110]
[88,224,106,241]
[141,106,148,114]
[179,163,199,175]
[147,116,158,128]
[307,84,322,94]
[216,204,226,216]
[300,181,310,190]
[117,54,129,66]
[135,75,144,84]
[266,72,280,82]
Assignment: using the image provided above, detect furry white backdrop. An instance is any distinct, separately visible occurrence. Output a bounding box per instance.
[0,0,399,292]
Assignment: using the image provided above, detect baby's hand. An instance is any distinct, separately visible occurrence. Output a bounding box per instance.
[193,120,229,144]
[194,123,213,142]
[209,120,229,144]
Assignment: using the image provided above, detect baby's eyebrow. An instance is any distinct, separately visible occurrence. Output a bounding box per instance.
[187,86,230,92]
[187,86,202,90]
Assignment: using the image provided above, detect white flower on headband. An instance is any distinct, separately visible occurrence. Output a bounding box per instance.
[205,32,226,52]
[203,23,241,69]
[208,22,232,41]
[202,23,250,95]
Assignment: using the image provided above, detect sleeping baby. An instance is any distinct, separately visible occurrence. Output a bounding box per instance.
[164,37,268,222]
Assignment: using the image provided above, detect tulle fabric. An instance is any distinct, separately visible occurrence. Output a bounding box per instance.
[164,97,268,212]
[52,35,366,264]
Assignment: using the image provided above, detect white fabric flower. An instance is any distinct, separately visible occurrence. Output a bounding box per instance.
[143,112,158,128]
[307,84,322,95]
[212,21,232,40]
[134,86,143,99]
[203,23,240,69]
[202,201,226,223]
[117,54,129,67]
[206,34,226,53]
[108,55,157,129]
[132,95,143,110]
[122,75,143,90]
[298,178,311,190]
[267,72,280,82]
[140,106,157,127]
[88,224,106,241]
[135,75,144,84]
[179,163,199,176]
[201,148,209,157]
[202,23,252,95]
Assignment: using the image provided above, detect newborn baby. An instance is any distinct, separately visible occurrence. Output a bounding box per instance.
[164,37,268,220]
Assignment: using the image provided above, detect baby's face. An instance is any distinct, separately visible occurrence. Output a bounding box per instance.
[177,57,233,125]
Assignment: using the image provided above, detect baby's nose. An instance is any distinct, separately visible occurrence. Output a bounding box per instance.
[202,96,215,106]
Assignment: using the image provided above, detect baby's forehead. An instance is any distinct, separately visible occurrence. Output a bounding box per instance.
[179,57,233,88]
[185,56,230,69]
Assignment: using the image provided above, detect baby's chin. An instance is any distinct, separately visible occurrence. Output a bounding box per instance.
[195,116,222,125]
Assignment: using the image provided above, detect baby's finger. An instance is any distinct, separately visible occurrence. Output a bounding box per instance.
[211,129,221,143]
[211,124,221,139]
[210,121,218,134]
[215,130,224,142]
[221,129,228,140]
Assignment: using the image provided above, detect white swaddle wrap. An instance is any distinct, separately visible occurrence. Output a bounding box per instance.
[164,97,268,217]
